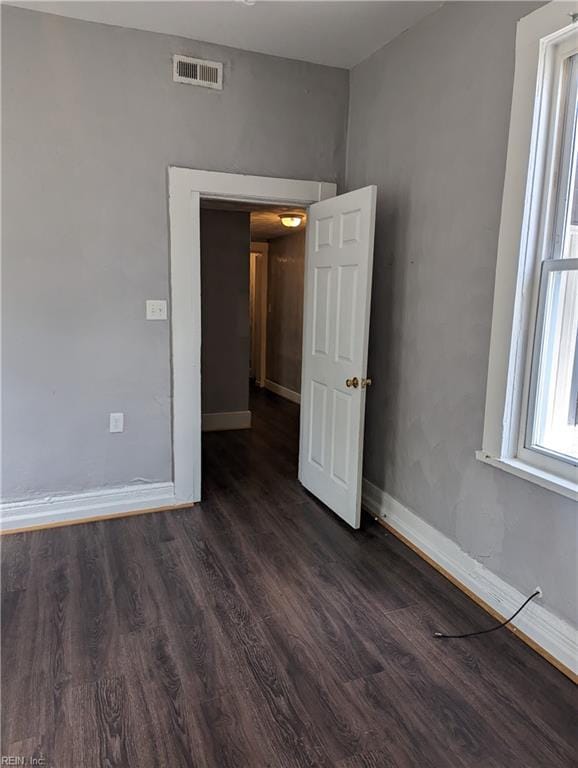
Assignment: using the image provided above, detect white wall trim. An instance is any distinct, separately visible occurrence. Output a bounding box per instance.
[264,379,301,404]
[202,410,252,432]
[169,167,336,503]
[1,482,177,532]
[250,241,269,387]
[480,3,578,493]
[362,479,578,678]
[476,450,577,501]
[170,167,336,207]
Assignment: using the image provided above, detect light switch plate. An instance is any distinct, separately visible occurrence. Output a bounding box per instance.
[109,412,124,433]
[146,299,168,320]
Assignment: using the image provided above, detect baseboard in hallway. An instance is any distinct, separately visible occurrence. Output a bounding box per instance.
[264,379,301,404]
[202,410,252,431]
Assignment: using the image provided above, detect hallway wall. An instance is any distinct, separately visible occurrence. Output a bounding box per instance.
[266,230,306,395]
[201,210,250,417]
[346,1,577,627]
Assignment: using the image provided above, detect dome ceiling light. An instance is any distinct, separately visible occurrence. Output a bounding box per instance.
[279,213,305,229]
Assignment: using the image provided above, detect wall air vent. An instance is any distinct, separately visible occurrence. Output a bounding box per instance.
[173,55,223,90]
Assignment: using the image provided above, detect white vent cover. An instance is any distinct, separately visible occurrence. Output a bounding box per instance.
[173,55,223,90]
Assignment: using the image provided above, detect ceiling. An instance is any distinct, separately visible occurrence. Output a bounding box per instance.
[251,208,306,240]
[201,199,306,240]
[9,1,441,69]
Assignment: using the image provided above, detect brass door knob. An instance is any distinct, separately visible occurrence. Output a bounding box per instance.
[361,377,372,388]
[345,377,359,389]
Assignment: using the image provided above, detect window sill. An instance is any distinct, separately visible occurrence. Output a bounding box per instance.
[475,451,577,501]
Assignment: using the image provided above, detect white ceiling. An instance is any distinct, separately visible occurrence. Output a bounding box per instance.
[8,1,441,69]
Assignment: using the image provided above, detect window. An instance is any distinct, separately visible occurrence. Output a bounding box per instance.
[528,260,577,461]
[521,53,578,480]
[479,5,578,499]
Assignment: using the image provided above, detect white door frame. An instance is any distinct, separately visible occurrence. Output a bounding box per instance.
[168,167,336,503]
[250,241,269,387]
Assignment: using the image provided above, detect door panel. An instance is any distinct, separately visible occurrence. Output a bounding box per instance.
[330,389,353,486]
[312,266,332,356]
[335,265,358,363]
[299,186,377,528]
[309,380,328,469]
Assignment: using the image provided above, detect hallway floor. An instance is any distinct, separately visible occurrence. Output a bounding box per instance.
[1,389,576,767]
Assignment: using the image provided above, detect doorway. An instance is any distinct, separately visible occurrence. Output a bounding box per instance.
[198,200,307,433]
[169,168,376,530]
[168,167,334,505]
[250,206,307,404]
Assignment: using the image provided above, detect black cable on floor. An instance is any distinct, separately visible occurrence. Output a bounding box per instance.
[433,590,540,639]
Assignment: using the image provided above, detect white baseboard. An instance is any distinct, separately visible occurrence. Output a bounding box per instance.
[362,479,578,679]
[1,482,179,533]
[202,410,252,432]
[265,379,301,404]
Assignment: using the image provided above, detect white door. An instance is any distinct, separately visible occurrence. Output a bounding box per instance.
[298,186,377,528]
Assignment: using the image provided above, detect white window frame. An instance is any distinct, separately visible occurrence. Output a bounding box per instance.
[521,258,578,475]
[478,3,578,501]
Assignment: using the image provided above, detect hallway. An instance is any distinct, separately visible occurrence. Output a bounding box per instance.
[1,389,576,767]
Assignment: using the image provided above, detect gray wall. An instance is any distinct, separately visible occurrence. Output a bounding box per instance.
[267,230,306,393]
[1,5,348,499]
[201,210,250,415]
[347,1,577,626]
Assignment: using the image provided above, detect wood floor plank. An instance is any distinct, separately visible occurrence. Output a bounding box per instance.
[198,527,291,620]
[185,686,279,768]
[261,593,384,762]
[1,530,73,747]
[344,612,544,768]
[4,736,54,768]
[104,520,162,634]
[76,676,137,768]
[67,523,119,685]
[2,387,575,768]
[186,557,332,766]
[386,603,578,766]
[1,532,32,593]
[122,630,200,768]
[338,749,420,768]
[275,575,387,683]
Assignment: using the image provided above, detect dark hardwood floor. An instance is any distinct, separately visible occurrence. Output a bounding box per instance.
[1,388,577,767]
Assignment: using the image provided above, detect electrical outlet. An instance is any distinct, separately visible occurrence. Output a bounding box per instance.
[146,300,168,320]
[535,586,543,598]
[109,412,124,433]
